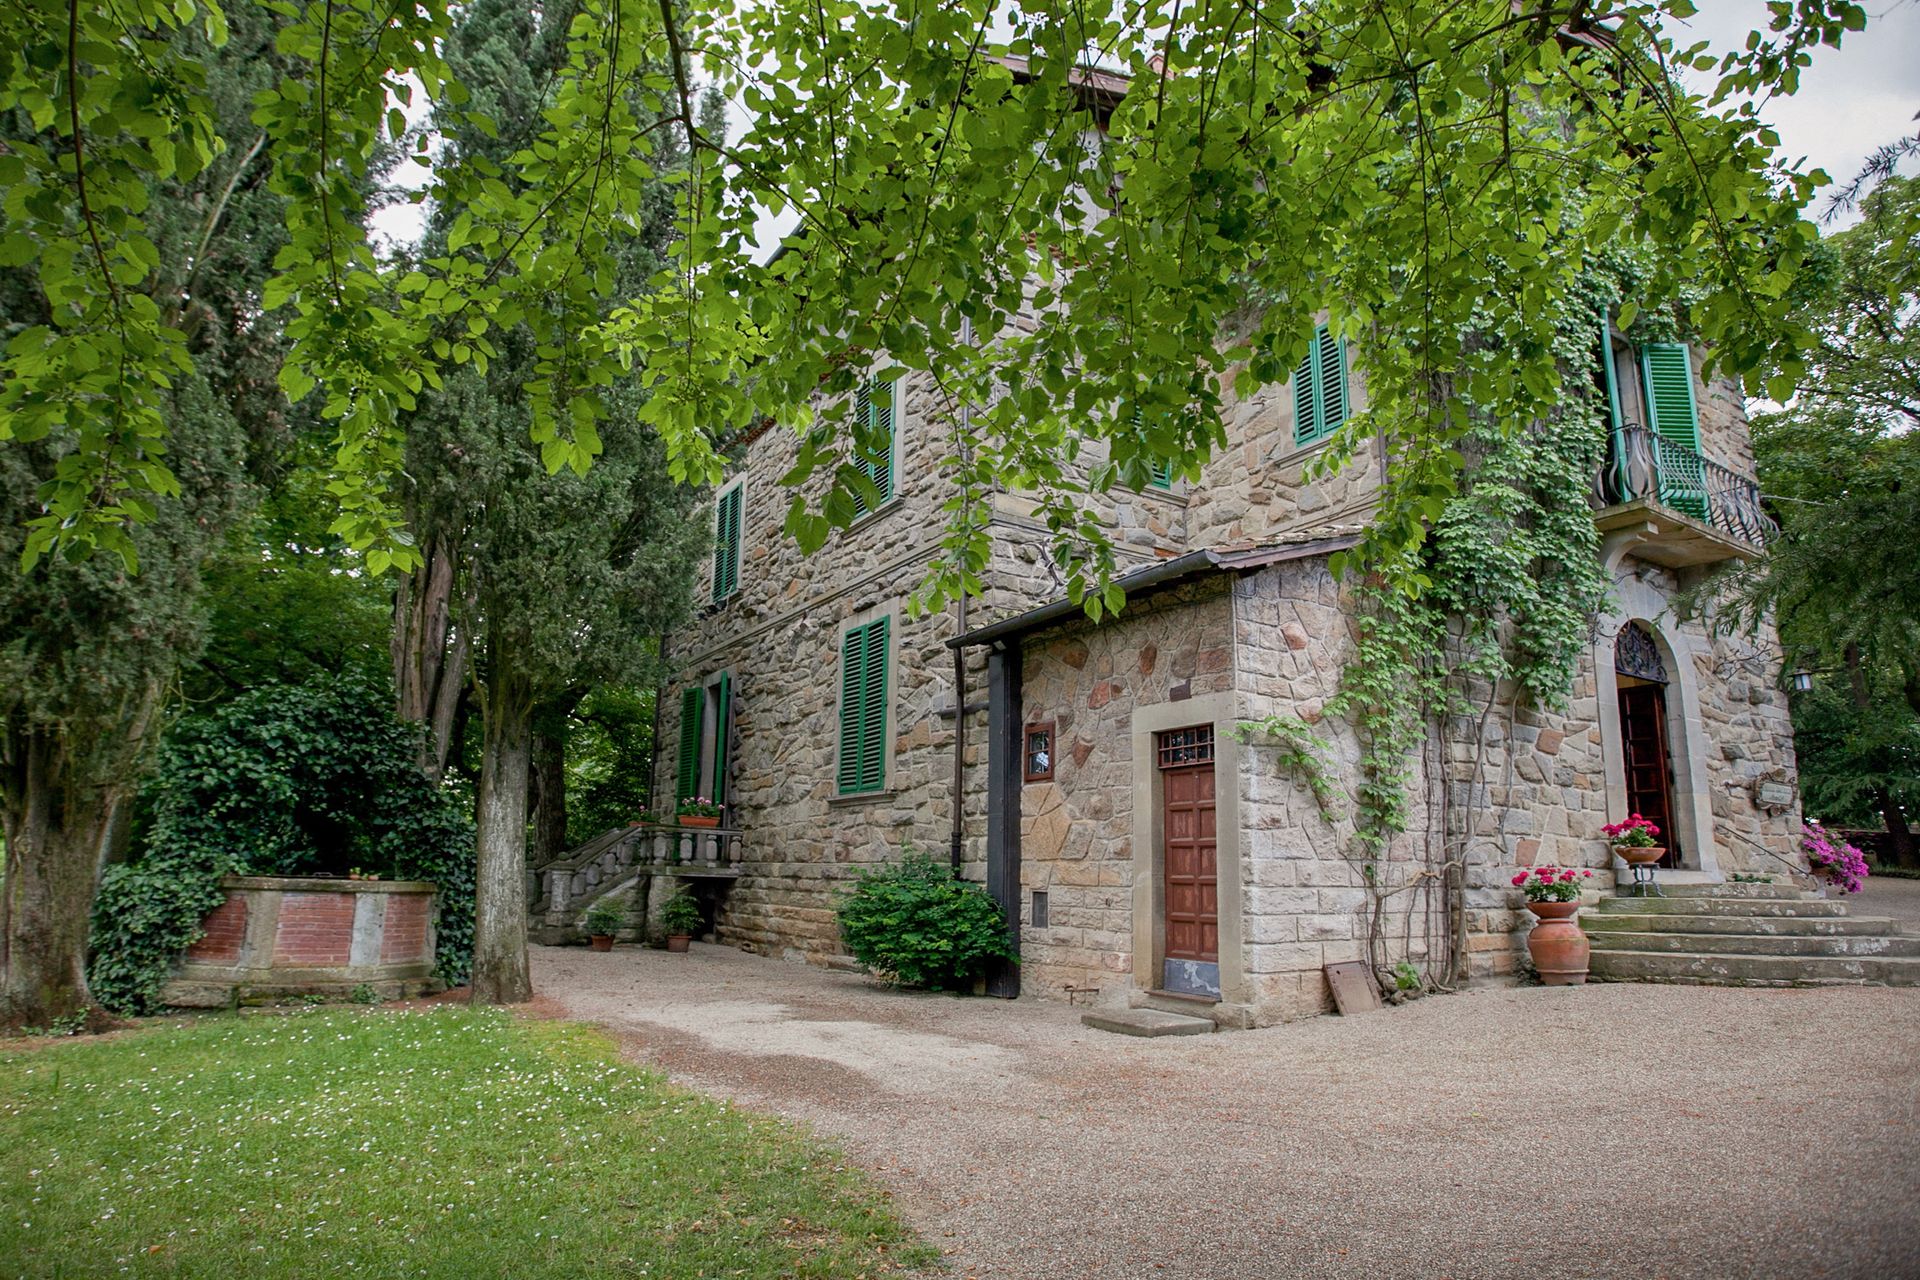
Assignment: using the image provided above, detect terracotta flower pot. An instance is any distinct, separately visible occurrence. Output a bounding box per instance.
[589,935,614,952]
[666,934,691,953]
[678,814,720,829]
[1616,845,1665,867]
[1526,899,1590,985]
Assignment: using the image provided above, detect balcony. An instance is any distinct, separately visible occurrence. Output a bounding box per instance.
[1590,424,1777,567]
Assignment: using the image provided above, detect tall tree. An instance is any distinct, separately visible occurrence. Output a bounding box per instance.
[0,4,322,1025]
[2,0,1862,603]
[1704,175,1920,857]
[401,0,705,1003]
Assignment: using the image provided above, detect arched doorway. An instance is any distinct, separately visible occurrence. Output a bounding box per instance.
[1614,621,1682,868]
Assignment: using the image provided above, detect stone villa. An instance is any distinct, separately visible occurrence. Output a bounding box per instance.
[541,70,1829,1024]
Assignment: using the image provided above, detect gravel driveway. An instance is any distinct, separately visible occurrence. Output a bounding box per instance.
[532,944,1920,1280]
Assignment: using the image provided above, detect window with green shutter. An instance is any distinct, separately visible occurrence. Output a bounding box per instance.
[1291,324,1350,446]
[836,616,890,795]
[1640,341,1707,519]
[851,377,896,516]
[711,479,743,603]
[1147,459,1174,490]
[710,672,732,807]
[674,686,704,801]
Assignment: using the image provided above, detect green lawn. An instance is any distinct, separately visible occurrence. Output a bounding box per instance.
[0,1007,934,1278]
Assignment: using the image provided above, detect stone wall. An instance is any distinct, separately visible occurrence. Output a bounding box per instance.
[1016,579,1238,1001]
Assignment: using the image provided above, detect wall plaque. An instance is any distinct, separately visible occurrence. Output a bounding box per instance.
[1755,781,1795,808]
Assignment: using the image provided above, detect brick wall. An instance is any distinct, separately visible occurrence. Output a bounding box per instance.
[272,892,356,967]
[184,895,248,964]
[380,893,432,965]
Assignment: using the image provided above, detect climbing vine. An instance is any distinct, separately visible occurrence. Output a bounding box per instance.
[1244,252,1691,991]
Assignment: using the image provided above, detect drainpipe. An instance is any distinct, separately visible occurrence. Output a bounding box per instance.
[950,316,975,876]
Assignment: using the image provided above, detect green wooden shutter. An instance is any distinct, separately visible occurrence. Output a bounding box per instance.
[710,672,731,808]
[711,483,742,602]
[1292,325,1349,445]
[675,686,704,800]
[1317,326,1348,433]
[836,618,890,795]
[1292,349,1316,444]
[1148,459,1173,489]
[1640,342,1705,518]
[851,378,895,516]
[858,618,889,791]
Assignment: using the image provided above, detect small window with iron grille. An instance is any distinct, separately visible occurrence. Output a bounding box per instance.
[1023,722,1054,782]
[1156,725,1214,769]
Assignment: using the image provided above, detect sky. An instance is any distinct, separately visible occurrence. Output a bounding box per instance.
[370,3,1920,249]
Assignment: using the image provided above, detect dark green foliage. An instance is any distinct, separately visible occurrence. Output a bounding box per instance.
[564,685,658,846]
[1790,685,1920,830]
[835,853,1016,991]
[88,679,475,1013]
[658,890,703,937]
[583,899,628,936]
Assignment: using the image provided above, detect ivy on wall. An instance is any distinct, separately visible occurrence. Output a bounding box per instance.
[1245,257,1680,989]
[89,678,476,1013]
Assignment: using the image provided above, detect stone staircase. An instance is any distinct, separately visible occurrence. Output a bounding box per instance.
[1585,882,1920,987]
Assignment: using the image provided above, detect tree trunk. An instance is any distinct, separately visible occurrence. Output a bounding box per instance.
[0,729,115,1029]
[393,536,470,783]
[470,655,534,1005]
[529,721,569,868]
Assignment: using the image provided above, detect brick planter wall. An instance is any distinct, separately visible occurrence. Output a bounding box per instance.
[164,875,439,1008]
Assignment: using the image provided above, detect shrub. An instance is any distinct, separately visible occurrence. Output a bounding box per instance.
[584,900,627,937]
[88,677,476,1013]
[836,852,1017,991]
[658,890,703,937]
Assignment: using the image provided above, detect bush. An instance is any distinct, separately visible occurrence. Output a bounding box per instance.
[658,890,703,937]
[88,677,476,1013]
[583,900,627,936]
[835,852,1017,991]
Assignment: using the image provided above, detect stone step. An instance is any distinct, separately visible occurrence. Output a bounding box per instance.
[1593,895,1849,918]
[1640,882,1809,900]
[1589,949,1920,987]
[1081,1008,1215,1037]
[1583,911,1903,938]
[1586,930,1920,958]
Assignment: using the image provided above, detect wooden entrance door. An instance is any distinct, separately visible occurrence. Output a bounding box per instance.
[1162,761,1219,967]
[1618,683,1679,868]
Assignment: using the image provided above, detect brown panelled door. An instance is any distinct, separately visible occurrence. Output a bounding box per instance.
[1618,683,1679,868]
[1158,727,1219,995]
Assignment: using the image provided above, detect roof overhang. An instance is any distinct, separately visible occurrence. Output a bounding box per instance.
[949,534,1362,651]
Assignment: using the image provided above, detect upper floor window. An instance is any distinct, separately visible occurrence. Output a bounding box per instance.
[1598,319,1700,455]
[837,615,891,795]
[851,375,898,517]
[1292,324,1350,446]
[711,477,744,604]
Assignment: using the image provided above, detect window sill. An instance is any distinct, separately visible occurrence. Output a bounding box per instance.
[1269,432,1340,469]
[839,496,904,541]
[829,789,894,807]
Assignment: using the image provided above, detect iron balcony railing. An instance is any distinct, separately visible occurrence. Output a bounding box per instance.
[1592,423,1777,546]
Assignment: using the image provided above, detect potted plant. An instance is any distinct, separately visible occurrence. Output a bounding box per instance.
[1803,822,1869,895]
[1512,866,1596,985]
[584,900,626,951]
[676,797,724,828]
[1603,813,1665,868]
[659,890,703,953]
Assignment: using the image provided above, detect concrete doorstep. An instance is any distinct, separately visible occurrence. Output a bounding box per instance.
[1080,1007,1215,1037]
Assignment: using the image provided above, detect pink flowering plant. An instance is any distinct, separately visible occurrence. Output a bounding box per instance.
[1511,866,1595,903]
[1602,814,1661,848]
[1802,822,1869,894]
[676,796,725,819]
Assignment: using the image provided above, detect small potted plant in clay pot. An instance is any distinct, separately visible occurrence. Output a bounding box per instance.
[676,796,724,828]
[659,890,703,953]
[1802,821,1869,895]
[1603,813,1665,870]
[1513,866,1596,985]
[584,900,625,951]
